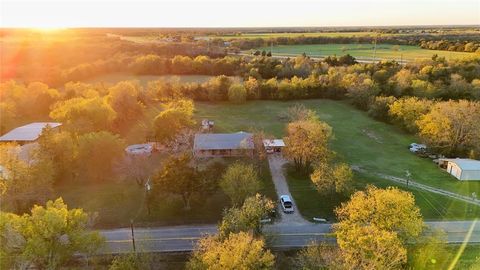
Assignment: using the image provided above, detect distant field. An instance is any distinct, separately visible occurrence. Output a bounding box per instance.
[85,73,241,85]
[195,100,480,221]
[204,31,398,40]
[253,44,475,61]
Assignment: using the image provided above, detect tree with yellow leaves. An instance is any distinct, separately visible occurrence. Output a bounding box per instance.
[334,186,424,270]
[187,232,275,270]
[283,118,333,172]
[416,100,480,156]
[0,198,104,270]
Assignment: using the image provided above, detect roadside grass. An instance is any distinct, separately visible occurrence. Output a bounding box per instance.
[253,44,475,61]
[55,157,275,229]
[195,99,480,220]
[85,73,240,86]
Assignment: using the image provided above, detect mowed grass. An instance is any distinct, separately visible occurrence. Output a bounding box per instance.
[253,44,475,61]
[85,73,240,86]
[195,100,480,220]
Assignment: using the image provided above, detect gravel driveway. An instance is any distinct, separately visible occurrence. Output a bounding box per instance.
[267,154,309,224]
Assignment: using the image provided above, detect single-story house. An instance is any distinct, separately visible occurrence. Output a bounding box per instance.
[438,158,480,181]
[0,122,62,144]
[263,139,285,153]
[193,132,254,158]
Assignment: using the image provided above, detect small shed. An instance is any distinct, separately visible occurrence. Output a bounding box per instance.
[438,158,480,181]
[263,139,285,153]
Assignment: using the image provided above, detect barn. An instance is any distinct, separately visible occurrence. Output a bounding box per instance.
[193,132,254,158]
[438,158,480,181]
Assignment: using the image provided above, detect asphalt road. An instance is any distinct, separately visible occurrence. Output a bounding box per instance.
[100,220,480,254]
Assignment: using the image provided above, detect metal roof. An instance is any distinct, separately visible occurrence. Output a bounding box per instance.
[263,139,285,147]
[440,158,480,171]
[194,132,254,150]
[0,122,62,142]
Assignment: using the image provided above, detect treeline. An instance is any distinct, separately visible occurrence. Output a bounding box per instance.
[228,34,480,53]
[1,33,226,85]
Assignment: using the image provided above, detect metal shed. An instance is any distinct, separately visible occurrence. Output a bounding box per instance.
[439,158,480,181]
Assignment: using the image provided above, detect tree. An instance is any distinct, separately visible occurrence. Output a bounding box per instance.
[283,119,333,171]
[346,77,380,110]
[335,186,423,242]
[227,83,247,104]
[107,81,145,129]
[218,194,274,239]
[50,96,116,134]
[0,144,54,212]
[310,162,353,195]
[153,99,195,143]
[388,97,433,133]
[187,232,275,270]
[220,162,262,205]
[36,128,78,183]
[109,253,152,270]
[367,96,397,122]
[285,103,319,122]
[153,153,205,210]
[293,243,344,270]
[337,224,407,270]
[77,131,126,181]
[416,100,480,156]
[0,198,104,269]
[409,229,449,270]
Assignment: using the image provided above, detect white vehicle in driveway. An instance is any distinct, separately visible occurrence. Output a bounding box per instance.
[280,195,294,213]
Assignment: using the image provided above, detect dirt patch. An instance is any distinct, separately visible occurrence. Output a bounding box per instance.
[361,128,383,144]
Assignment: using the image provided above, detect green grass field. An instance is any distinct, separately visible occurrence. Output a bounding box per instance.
[85,73,240,86]
[195,100,480,220]
[204,31,397,40]
[253,44,476,61]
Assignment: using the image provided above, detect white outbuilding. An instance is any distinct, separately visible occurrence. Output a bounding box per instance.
[438,158,480,181]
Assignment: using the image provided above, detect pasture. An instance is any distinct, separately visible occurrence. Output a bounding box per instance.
[195,99,480,220]
[253,44,475,61]
[203,31,398,40]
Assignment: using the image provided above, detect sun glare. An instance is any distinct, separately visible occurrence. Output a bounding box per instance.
[31,27,65,33]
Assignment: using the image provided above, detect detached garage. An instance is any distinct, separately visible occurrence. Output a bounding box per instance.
[439,159,480,181]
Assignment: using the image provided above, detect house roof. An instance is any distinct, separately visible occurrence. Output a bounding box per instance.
[263,139,285,147]
[440,158,480,171]
[0,122,62,142]
[194,132,254,150]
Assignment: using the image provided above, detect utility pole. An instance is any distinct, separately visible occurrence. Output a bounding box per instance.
[405,170,411,187]
[130,219,136,253]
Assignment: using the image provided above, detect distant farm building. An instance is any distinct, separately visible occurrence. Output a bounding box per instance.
[0,122,62,144]
[263,139,285,153]
[439,158,480,181]
[193,132,254,158]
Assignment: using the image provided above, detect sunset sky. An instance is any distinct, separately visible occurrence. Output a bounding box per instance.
[1,0,479,28]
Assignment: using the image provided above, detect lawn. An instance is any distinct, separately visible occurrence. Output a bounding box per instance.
[56,156,276,229]
[253,44,475,61]
[85,73,240,86]
[195,99,480,220]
